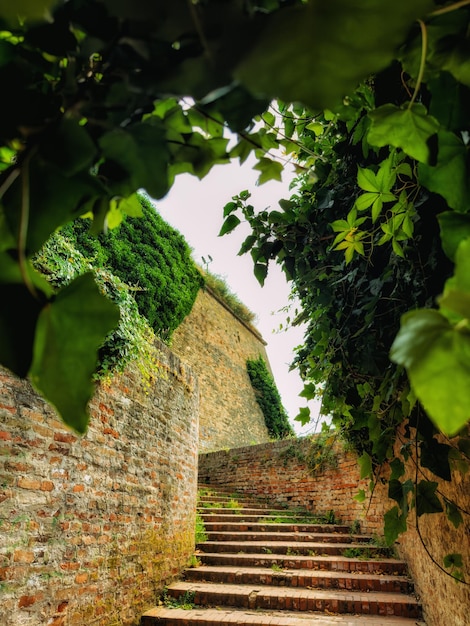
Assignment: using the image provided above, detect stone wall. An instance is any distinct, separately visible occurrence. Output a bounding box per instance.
[171,287,271,452]
[199,435,470,626]
[0,340,199,626]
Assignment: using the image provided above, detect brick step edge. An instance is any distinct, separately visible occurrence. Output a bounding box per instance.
[198,552,408,575]
[184,565,414,593]
[205,531,372,543]
[142,606,426,626]
[167,582,422,618]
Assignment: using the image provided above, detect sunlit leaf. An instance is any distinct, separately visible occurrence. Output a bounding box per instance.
[295,406,311,426]
[390,309,470,436]
[358,451,372,479]
[368,103,440,163]
[30,273,120,433]
[253,157,283,185]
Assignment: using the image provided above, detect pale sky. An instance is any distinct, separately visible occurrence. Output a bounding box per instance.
[154,157,323,435]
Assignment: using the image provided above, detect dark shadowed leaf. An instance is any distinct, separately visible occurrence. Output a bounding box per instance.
[416,480,443,516]
[236,0,432,109]
[30,273,119,433]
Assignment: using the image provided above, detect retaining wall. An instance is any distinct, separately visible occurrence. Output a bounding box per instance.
[171,287,271,452]
[0,340,199,626]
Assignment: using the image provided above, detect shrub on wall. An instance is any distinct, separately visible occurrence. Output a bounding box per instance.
[33,233,155,379]
[64,194,203,341]
[202,270,256,325]
[246,356,293,439]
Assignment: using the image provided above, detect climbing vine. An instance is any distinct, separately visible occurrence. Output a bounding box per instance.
[246,356,293,439]
[0,0,469,577]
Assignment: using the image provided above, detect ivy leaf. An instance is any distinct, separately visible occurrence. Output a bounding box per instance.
[295,406,311,426]
[444,553,463,569]
[236,0,433,109]
[119,193,143,218]
[253,157,283,185]
[438,212,470,261]
[390,458,405,480]
[0,0,56,23]
[368,103,440,163]
[238,235,257,255]
[419,438,451,481]
[253,262,268,286]
[29,273,120,434]
[99,122,170,199]
[419,131,470,214]
[390,309,470,436]
[445,500,463,529]
[3,163,105,255]
[353,489,366,503]
[0,282,44,377]
[416,480,443,517]
[219,214,241,236]
[39,118,97,177]
[384,506,407,545]
[299,382,317,400]
[358,451,372,480]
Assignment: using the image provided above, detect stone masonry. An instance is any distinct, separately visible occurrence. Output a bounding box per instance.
[0,340,199,626]
[171,286,271,452]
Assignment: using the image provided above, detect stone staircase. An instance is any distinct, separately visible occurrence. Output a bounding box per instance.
[142,486,425,625]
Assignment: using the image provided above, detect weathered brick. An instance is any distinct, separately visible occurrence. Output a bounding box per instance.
[0,337,197,626]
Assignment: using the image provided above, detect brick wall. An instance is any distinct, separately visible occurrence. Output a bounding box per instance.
[171,287,271,452]
[199,435,470,626]
[0,340,198,626]
[198,438,374,529]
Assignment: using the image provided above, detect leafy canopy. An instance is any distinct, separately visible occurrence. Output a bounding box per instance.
[1,0,470,570]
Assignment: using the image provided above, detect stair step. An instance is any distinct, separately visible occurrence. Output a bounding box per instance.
[166,581,421,618]
[198,540,391,557]
[200,514,350,530]
[185,565,413,593]
[142,607,425,625]
[204,522,352,533]
[205,531,371,543]
[198,507,304,515]
[198,552,408,575]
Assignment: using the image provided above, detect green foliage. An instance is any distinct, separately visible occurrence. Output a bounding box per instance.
[64,195,203,341]
[202,270,256,325]
[0,1,469,581]
[246,356,294,439]
[195,512,208,544]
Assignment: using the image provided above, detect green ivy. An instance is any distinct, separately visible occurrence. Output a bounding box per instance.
[63,195,203,342]
[246,356,294,439]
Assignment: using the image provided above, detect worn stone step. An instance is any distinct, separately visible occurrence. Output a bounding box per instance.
[166,581,421,618]
[142,606,425,625]
[200,514,350,531]
[203,521,352,534]
[197,507,304,516]
[185,565,413,594]
[197,540,391,557]
[198,552,408,575]
[205,531,371,544]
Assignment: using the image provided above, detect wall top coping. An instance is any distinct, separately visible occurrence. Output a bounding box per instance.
[202,285,267,346]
